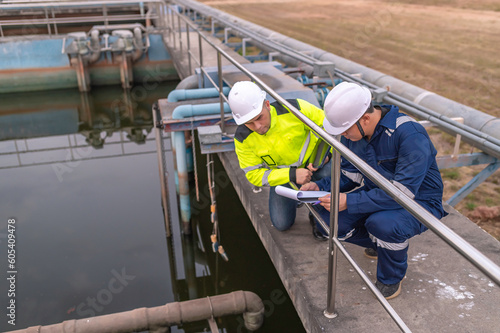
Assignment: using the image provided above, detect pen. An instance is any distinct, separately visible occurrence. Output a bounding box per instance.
[312,200,321,205]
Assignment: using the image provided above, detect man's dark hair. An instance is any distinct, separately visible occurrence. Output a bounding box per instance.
[364,103,375,114]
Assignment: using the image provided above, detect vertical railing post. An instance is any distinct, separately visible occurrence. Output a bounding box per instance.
[44,7,51,36]
[177,13,182,53]
[186,22,192,75]
[198,33,204,88]
[170,6,176,48]
[152,104,171,237]
[51,7,58,35]
[103,4,109,28]
[217,50,225,134]
[324,141,341,318]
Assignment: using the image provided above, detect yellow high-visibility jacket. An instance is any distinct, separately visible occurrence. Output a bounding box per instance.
[234,99,326,187]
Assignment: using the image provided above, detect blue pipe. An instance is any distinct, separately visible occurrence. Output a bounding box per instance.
[172,102,231,119]
[174,130,192,233]
[167,87,230,102]
[172,102,231,232]
[297,74,342,87]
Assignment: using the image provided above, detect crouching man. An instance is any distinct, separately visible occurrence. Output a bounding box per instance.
[228,81,331,237]
[301,82,447,299]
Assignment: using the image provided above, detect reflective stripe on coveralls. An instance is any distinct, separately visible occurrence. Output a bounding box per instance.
[370,233,410,251]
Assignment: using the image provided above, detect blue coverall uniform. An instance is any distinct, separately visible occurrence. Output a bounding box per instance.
[314,105,447,285]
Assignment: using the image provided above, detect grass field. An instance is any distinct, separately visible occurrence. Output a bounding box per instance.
[199,0,500,238]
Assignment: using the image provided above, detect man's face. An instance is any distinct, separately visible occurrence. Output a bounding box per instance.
[244,100,271,135]
[341,124,363,141]
[341,116,366,142]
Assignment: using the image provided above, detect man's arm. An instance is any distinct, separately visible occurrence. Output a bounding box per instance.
[235,140,311,186]
[313,155,362,193]
[296,99,325,127]
[346,130,433,214]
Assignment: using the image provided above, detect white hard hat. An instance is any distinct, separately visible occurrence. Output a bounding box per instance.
[323,82,372,135]
[228,81,267,125]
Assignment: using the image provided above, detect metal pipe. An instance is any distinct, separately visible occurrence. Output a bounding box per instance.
[152,103,171,237]
[6,291,264,333]
[174,130,191,234]
[0,0,165,9]
[170,102,230,233]
[175,74,199,89]
[198,32,204,87]
[333,70,500,157]
[132,27,144,62]
[171,103,231,119]
[88,29,102,63]
[217,50,225,134]
[177,13,182,53]
[186,22,192,74]
[170,15,500,285]
[383,96,500,159]
[167,87,230,102]
[325,141,341,318]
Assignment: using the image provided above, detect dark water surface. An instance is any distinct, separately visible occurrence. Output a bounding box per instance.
[0,84,305,332]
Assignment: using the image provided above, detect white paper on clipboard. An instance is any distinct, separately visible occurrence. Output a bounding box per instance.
[275,185,330,203]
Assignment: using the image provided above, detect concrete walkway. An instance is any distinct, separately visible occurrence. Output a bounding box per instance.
[218,151,500,333]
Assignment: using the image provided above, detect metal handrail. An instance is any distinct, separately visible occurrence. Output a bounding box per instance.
[166,7,407,332]
[168,0,500,287]
[173,0,500,159]
[0,0,167,38]
[166,6,500,332]
[0,0,164,8]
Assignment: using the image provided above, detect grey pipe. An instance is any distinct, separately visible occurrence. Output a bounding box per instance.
[6,291,264,333]
[176,0,500,143]
[132,26,144,62]
[88,29,101,63]
[333,70,500,156]
[176,74,199,89]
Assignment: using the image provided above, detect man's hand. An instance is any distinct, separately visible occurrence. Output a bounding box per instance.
[306,163,318,172]
[296,168,313,185]
[300,182,319,191]
[318,193,347,212]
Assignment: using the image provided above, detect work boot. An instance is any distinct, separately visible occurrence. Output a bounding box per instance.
[375,280,402,300]
[309,215,327,241]
[364,247,378,259]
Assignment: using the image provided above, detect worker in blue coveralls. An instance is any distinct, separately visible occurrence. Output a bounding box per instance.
[300,82,447,299]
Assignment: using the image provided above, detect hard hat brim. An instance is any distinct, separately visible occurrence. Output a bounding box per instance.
[323,118,350,136]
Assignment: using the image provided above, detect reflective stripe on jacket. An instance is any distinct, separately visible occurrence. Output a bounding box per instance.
[234,99,325,187]
[316,105,445,216]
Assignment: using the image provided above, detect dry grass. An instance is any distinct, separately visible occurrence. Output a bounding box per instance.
[201,0,500,117]
[200,0,500,239]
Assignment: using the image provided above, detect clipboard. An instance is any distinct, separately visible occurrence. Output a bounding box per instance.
[275,185,330,203]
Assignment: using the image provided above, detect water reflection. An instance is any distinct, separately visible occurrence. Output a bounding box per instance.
[0,83,305,332]
[0,85,177,330]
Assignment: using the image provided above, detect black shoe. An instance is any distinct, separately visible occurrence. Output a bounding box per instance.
[310,215,328,241]
[364,247,378,259]
[375,280,402,300]
[308,214,315,226]
[312,224,328,241]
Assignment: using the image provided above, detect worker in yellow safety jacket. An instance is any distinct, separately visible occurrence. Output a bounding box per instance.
[228,81,331,238]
